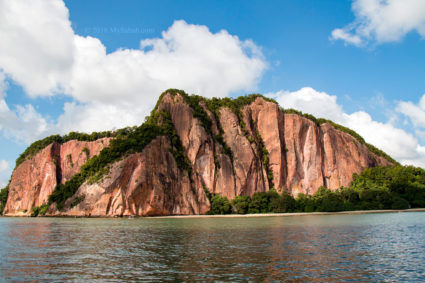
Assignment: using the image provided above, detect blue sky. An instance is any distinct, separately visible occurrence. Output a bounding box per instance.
[0,0,425,185]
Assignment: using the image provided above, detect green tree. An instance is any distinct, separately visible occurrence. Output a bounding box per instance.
[0,185,9,215]
[209,195,231,215]
[269,190,296,213]
[231,195,251,214]
[296,193,315,212]
[313,187,344,212]
[391,197,410,210]
[248,192,270,213]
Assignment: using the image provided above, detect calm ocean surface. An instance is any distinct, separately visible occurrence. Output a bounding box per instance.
[0,212,424,282]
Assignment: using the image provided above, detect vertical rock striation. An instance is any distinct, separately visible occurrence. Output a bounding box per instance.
[3,91,393,216]
[4,138,110,216]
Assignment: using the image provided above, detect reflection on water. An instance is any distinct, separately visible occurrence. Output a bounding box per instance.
[1,213,425,281]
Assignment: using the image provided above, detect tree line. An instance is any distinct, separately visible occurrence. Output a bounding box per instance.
[208,165,425,214]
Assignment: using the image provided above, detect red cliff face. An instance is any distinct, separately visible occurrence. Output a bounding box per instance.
[3,92,393,216]
[4,138,110,216]
[55,136,209,217]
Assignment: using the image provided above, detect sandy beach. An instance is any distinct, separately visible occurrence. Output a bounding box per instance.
[152,208,425,219]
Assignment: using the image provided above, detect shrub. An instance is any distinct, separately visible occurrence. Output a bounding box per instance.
[70,194,85,208]
[231,195,251,214]
[0,185,9,215]
[283,108,397,164]
[30,203,49,217]
[391,197,410,210]
[49,110,193,211]
[269,190,296,213]
[248,192,271,213]
[82,147,90,158]
[208,195,231,215]
[15,131,114,169]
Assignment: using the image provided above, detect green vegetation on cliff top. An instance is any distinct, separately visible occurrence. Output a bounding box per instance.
[3,89,400,213]
[284,108,398,164]
[14,130,121,169]
[49,110,191,211]
[16,89,395,170]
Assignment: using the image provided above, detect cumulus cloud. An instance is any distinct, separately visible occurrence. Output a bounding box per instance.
[56,101,152,134]
[272,87,344,122]
[331,0,425,46]
[0,0,74,95]
[0,99,52,144]
[331,28,362,45]
[0,0,267,138]
[270,87,425,167]
[0,72,52,143]
[396,95,425,128]
[58,22,266,132]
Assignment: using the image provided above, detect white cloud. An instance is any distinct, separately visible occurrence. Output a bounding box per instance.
[0,99,52,144]
[0,72,52,143]
[59,22,266,132]
[270,87,425,167]
[0,160,8,173]
[0,0,74,95]
[0,0,267,138]
[56,101,151,134]
[396,95,425,128]
[331,28,362,46]
[331,0,425,46]
[2,0,423,171]
[272,87,344,122]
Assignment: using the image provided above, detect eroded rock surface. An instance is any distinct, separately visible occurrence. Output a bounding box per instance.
[56,136,209,217]
[4,138,110,216]
[3,92,393,216]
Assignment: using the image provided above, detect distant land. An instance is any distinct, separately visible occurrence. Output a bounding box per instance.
[1,89,424,217]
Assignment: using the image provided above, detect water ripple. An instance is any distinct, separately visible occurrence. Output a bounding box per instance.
[0,212,424,281]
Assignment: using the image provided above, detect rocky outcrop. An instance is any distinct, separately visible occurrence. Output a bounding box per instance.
[283,115,392,195]
[3,91,393,216]
[55,136,209,217]
[4,138,110,216]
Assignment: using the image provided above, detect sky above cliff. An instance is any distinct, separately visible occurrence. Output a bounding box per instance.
[0,0,425,185]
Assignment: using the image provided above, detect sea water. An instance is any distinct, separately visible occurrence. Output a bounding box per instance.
[0,212,424,281]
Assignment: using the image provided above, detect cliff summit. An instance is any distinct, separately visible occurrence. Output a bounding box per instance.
[1,89,394,216]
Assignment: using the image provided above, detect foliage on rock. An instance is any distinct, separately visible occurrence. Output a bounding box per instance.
[0,185,9,215]
[209,165,425,214]
[49,110,192,211]
[283,108,397,164]
[15,131,115,169]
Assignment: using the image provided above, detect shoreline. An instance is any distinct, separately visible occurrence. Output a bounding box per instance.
[152,208,425,219]
[3,208,425,219]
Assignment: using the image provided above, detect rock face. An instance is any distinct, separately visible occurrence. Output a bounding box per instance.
[54,136,209,217]
[4,138,110,216]
[3,92,393,216]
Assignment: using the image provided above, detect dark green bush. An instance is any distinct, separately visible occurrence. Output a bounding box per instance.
[0,185,9,215]
[15,131,114,168]
[269,190,296,213]
[30,203,49,217]
[49,110,192,211]
[208,194,232,215]
[248,192,271,213]
[70,195,85,208]
[231,195,251,214]
[391,197,410,210]
[82,147,90,158]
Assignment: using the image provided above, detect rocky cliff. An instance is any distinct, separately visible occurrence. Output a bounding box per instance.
[2,90,393,216]
[3,138,110,216]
